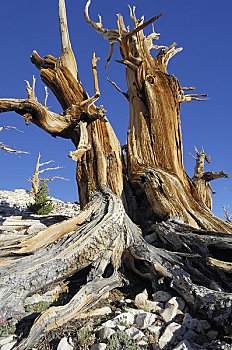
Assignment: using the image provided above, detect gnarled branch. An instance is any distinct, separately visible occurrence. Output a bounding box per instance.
[0,125,29,154]
[28,153,68,195]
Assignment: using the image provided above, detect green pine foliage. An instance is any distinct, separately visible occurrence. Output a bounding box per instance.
[27,180,54,215]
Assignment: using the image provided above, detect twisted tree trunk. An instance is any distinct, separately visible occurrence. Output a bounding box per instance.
[0,1,232,348]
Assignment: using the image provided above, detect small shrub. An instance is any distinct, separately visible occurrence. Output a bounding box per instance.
[0,315,21,336]
[25,301,51,314]
[76,325,95,349]
[106,330,140,350]
[27,180,54,215]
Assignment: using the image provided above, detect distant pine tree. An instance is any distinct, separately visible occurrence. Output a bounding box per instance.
[27,180,54,215]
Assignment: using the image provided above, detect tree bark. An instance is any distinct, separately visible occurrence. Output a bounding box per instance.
[0,1,232,348]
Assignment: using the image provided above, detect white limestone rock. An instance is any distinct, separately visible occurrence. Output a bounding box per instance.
[134,290,163,313]
[101,319,117,328]
[125,326,145,340]
[114,311,135,326]
[57,337,74,350]
[0,189,80,219]
[1,341,17,350]
[159,322,182,349]
[26,222,47,234]
[136,339,149,347]
[124,308,143,316]
[160,297,179,323]
[24,284,66,305]
[125,298,132,304]
[172,339,194,350]
[148,324,163,335]
[0,335,14,346]
[135,311,158,329]
[98,327,115,340]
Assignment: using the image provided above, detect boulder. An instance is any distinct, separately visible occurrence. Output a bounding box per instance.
[134,290,163,313]
[26,222,47,234]
[91,344,107,350]
[57,337,74,350]
[135,311,158,329]
[159,322,182,349]
[1,341,17,350]
[98,327,115,340]
[114,311,135,326]
[0,335,15,346]
[125,326,145,340]
[172,340,194,350]
[152,291,172,303]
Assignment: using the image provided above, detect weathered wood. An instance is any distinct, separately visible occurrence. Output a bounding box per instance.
[85,0,231,232]
[0,190,125,318]
[0,126,29,154]
[19,273,122,349]
[0,1,232,348]
[28,153,68,195]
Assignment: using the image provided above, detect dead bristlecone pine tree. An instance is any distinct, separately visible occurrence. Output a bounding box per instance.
[28,152,68,196]
[0,1,232,348]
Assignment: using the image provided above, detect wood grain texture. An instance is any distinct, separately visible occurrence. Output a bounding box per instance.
[0,1,232,348]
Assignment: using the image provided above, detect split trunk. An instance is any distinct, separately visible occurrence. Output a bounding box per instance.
[0,1,232,348]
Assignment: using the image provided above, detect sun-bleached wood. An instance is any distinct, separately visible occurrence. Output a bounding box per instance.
[28,153,68,195]
[0,126,29,154]
[0,1,232,348]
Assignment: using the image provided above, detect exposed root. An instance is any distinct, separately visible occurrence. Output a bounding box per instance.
[0,192,232,349]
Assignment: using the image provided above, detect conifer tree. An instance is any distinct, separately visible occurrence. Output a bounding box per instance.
[27,180,54,215]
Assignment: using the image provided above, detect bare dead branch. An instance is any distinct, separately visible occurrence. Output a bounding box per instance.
[58,0,78,80]
[188,152,197,160]
[179,89,209,103]
[25,76,37,100]
[41,176,69,182]
[125,13,163,41]
[202,171,229,182]
[223,206,231,223]
[155,42,183,70]
[0,86,74,137]
[105,43,114,70]
[44,87,49,107]
[39,160,54,167]
[0,125,29,154]
[0,142,29,154]
[29,153,68,195]
[92,52,100,97]
[0,126,23,133]
[115,59,139,71]
[69,121,91,161]
[38,166,64,175]
[30,51,57,70]
[191,146,212,180]
[207,182,216,195]
[181,87,196,91]
[117,14,127,42]
[84,0,119,42]
[107,77,129,100]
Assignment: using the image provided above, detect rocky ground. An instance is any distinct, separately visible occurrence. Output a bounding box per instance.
[0,189,231,350]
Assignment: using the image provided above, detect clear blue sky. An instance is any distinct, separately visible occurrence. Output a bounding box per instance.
[0,0,231,220]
